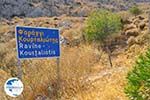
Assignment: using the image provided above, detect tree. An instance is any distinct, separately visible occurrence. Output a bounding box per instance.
[129,6,141,16]
[125,49,150,100]
[84,10,122,67]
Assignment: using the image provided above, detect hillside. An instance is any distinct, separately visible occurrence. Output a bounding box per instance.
[0,1,150,100]
[0,0,150,19]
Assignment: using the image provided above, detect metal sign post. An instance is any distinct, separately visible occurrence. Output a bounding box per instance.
[56,58,60,99]
[17,59,22,80]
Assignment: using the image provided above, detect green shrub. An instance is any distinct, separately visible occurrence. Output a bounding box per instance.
[125,49,150,100]
[84,10,122,42]
[129,6,141,16]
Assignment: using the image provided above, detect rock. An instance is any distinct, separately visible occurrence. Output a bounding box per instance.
[0,0,32,19]
[143,18,148,23]
[60,35,70,46]
[121,18,132,24]
[139,22,146,30]
[125,29,139,37]
[53,17,59,20]
[133,19,141,26]
[23,18,31,25]
[127,36,137,46]
[35,95,49,100]
[124,24,136,31]
[138,15,145,20]
[75,6,90,17]
[58,20,72,28]
[143,25,149,30]
[27,7,46,17]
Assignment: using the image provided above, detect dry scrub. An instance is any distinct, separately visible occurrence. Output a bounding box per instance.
[0,41,100,100]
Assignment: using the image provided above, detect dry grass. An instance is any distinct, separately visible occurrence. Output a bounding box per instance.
[22,45,100,100]
[1,38,148,100]
[0,24,10,34]
[71,69,128,100]
[0,40,100,100]
[117,11,132,23]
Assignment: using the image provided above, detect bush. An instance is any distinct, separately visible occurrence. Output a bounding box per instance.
[84,10,122,42]
[129,6,141,16]
[125,49,150,100]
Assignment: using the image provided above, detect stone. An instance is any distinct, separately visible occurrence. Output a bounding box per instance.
[35,95,49,100]
[76,6,90,17]
[127,36,137,46]
[60,35,70,46]
[143,18,148,23]
[121,18,132,24]
[139,22,146,30]
[125,29,139,37]
[58,20,72,28]
[53,17,59,20]
[27,7,45,17]
[138,15,145,20]
[133,19,140,26]
[124,24,136,31]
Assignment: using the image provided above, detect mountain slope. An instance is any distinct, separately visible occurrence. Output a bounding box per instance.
[0,0,150,19]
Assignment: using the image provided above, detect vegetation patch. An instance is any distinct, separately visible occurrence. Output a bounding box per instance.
[125,49,150,100]
[84,10,122,43]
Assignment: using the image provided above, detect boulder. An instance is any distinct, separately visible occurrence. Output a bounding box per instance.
[124,24,136,31]
[121,18,132,24]
[139,22,146,30]
[133,19,141,26]
[138,15,145,20]
[125,28,139,37]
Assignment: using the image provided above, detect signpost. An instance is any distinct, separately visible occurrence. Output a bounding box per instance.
[16,26,60,59]
[16,26,61,98]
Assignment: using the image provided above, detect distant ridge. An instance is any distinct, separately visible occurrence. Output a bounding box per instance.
[0,0,149,19]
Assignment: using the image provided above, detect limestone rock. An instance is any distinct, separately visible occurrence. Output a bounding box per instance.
[138,15,145,20]
[124,24,136,32]
[125,29,139,37]
[127,36,137,46]
[139,22,146,30]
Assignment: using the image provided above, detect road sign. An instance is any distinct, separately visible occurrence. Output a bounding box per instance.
[16,26,60,59]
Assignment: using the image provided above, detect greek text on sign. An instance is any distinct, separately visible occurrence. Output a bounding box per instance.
[16,26,60,59]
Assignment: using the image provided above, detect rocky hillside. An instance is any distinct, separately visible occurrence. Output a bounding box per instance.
[0,0,150,19]
[0,1,150,100]
[0,10,150,99]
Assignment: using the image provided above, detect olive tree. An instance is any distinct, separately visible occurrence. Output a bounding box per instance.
[84,10,122,67]
[85,10,121,42]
